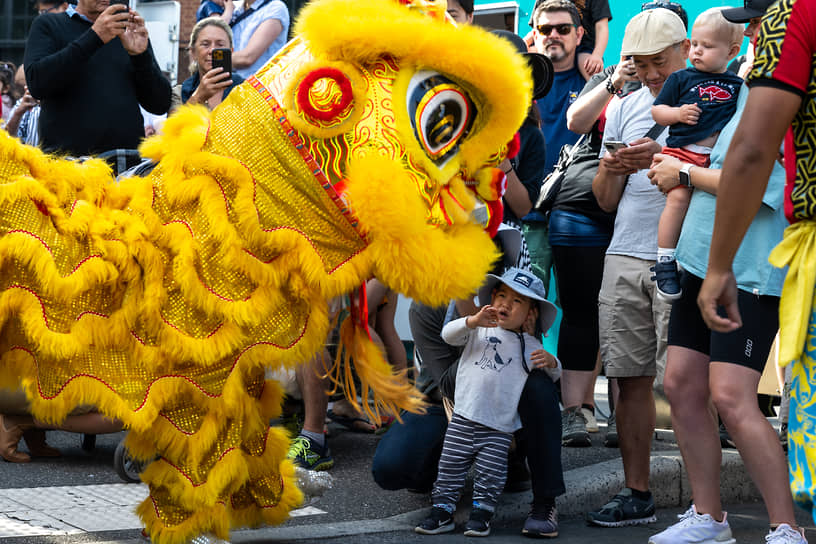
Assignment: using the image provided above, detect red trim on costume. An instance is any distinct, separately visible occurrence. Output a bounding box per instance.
[296,67,354,122]
[506,132,520,160]
[8,230,52,253]
[247,76,365,239]
[485,199,503,237]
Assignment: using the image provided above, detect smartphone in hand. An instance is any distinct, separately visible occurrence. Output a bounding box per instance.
[110,0,130,10]
[211,48,232,76]
[604,140,628,155]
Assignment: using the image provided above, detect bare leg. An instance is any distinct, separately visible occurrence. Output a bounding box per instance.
[373,289,407,373]
[585,352,602,408]
[711,362,799,527]
[295,349,331,435]
[560,369,595,411]
[616,375,655,491]
[657,187,692,250]
[664,345,724,519]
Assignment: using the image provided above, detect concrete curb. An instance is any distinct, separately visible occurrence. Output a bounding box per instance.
[225,448,758,541]
[490,448,756,524]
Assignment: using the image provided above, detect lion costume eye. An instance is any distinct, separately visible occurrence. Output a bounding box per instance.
[406,70,476,166]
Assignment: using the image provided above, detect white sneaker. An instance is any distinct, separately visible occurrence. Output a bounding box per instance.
[648,505,736,544]
[766,523,808,543]
[582,408,599,432]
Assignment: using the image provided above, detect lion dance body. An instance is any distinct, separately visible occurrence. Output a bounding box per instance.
[0,0,532,542]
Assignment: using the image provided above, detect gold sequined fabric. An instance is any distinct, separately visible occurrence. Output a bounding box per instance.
[0,0,533,541]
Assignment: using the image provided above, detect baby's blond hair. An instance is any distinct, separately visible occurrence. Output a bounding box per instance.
[694,7,744,47]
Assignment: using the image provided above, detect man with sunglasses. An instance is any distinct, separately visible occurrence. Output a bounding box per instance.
[522,2,586,424]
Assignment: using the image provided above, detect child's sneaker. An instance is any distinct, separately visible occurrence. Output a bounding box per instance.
[286,435,334,471]
[648,505,735,544]
[522,501,558,538]
[464,507,492,537]
[651,259,682,300]
[587,488,657,527]
[766,523,808,544]
[415,506,455,535]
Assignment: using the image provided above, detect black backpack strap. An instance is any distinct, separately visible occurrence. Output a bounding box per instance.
[644,122,667,141]
[230,0,272,27]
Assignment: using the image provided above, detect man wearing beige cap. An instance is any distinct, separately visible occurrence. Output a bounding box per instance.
[587,8,688,527]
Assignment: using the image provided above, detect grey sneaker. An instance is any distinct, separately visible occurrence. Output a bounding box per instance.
[587,488,657,527]
[604,412,619,448]
[561,406,591,447]
[522,502,558,538]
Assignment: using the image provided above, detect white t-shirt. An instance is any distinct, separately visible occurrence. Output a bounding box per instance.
[600,87,668,261]
[231,0,290,80]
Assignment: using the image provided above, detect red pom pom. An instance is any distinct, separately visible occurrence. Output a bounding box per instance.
[296,67,354,122]
[506,132,521,160]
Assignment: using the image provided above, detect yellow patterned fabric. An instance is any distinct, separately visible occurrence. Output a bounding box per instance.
[790,297,816,523]
[0,0,532,542]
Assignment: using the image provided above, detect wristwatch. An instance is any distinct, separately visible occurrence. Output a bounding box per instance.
[679,163,693,188]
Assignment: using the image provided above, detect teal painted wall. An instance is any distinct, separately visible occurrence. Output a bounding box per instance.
[477,0,749,63]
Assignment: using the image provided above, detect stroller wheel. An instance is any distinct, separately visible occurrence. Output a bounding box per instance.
[114,440,149,483]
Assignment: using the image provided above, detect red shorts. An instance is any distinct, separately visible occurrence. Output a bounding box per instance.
[661,146,711,168]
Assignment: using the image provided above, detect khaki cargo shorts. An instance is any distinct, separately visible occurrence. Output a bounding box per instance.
[598,254,671,384]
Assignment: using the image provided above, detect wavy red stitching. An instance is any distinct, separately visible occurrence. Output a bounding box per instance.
[8,230,52,253]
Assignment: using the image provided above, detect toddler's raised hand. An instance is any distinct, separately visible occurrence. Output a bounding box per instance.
[466,305,499,328]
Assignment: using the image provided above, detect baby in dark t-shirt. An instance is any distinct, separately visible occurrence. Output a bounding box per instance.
[650,7,743,300]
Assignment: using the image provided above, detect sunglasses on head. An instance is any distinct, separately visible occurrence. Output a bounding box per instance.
[536,23,575,36]
[641,1,683,15]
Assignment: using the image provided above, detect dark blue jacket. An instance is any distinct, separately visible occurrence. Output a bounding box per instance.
[180,71,244,105]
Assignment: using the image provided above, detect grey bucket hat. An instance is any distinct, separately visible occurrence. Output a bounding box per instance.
[478,267,558,334]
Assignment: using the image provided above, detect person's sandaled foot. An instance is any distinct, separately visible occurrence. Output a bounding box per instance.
[327,409,377,433]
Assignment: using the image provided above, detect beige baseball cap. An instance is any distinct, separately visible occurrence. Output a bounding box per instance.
[621,8,687,57]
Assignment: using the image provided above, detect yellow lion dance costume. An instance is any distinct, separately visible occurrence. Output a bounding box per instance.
[0,0,531,541]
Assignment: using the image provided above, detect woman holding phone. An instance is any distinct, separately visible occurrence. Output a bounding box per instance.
[170,17,244,113]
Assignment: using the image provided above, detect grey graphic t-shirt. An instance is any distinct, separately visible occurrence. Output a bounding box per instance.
[441,318,560,432]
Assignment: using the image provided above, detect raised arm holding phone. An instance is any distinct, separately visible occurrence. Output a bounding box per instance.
[170,17,244,113]
[23,0,170,158]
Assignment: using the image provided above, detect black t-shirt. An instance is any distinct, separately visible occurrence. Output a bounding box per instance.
[654,67,743,148]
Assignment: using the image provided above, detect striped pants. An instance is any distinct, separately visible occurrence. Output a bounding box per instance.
[431,413,513,512]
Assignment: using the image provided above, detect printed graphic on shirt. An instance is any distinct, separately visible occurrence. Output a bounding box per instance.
[477,336,513,371]
[697,84,734,102]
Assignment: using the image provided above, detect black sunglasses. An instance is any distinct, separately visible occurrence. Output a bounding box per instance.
[536,23,576,36]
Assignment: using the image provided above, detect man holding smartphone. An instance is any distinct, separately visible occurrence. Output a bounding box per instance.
[24,0,171,170]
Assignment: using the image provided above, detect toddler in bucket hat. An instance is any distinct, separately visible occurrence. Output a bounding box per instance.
[478,267,558,337]
[415,268,560,537]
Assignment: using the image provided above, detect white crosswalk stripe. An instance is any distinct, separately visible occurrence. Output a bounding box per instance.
[0,484,326,538]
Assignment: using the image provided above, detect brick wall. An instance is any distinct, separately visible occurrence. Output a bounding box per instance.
[178,0,198,82]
